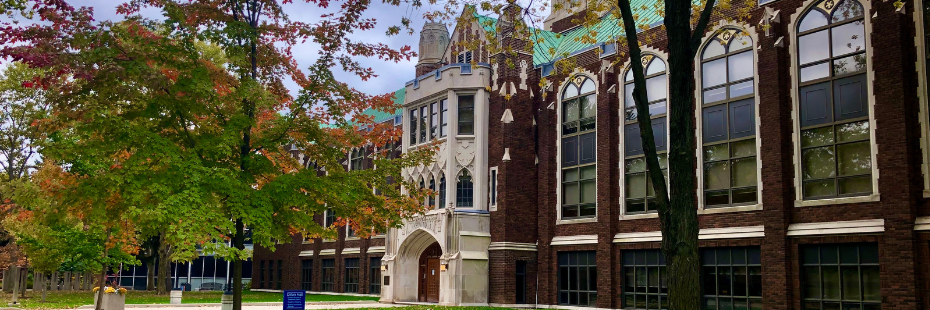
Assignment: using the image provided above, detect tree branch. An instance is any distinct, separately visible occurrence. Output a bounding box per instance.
[690,0,718,56]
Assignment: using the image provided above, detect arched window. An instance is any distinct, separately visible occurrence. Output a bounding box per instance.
[428,177,436,207]
[700,29,758,208]
[796,0,871,199]
[439,174,447,208]
[350,148,364,171]
[561,75,597,219]
[456,170,473,207]
[623,55,668,214]
[419,178,426,207]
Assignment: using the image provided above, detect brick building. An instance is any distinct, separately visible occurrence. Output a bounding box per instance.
[252,0,930,307]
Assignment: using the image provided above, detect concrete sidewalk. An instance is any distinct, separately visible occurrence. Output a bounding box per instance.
[75,301,403,310]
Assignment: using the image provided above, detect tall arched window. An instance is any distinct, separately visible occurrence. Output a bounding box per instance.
[439,174,447,208]
[419,178,426,207]
[456,170,473,207]
[700,29,758,208]
[623,55,668,214]
[561,75,597,219]
[428,177,436,207]
[796,0,871,199]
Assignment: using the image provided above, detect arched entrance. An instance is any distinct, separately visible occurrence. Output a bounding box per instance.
[418,242,442,302]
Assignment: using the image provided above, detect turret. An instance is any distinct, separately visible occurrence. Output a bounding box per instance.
[415,22,450,77]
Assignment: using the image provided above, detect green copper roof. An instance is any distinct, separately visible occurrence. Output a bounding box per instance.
[471,1,665,67]
[359,87,404,124]
[321,88,403,129]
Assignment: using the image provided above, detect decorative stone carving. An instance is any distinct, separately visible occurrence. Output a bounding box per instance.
[455,140,476,168]
[519,60,528,90]
[400,213,444,237]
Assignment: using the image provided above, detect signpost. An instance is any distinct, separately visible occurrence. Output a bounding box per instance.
[283,290,306,310]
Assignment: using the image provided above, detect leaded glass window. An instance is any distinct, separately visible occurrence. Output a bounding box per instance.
[797,0,872,199]
[344,258,359,293]
[622,249,666,309]
[458,95,475,135]
[321,259,335,292]
[561,75,597,219]
[350,148,364,171]
[801,244,880,310]
[456,170,473,207]
[301,260,313,291]
[439,175,446,208]
[701,247,762,310]
[370,257,382,294]
[624,56,668,214]
[558,251,597,307]
[701,30,758,208]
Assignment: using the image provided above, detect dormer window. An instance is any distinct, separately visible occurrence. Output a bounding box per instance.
[457,51,473,63]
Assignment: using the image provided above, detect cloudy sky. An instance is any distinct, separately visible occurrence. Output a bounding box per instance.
[66,0,431,97]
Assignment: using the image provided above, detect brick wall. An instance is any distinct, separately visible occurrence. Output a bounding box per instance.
[255,0,930,307]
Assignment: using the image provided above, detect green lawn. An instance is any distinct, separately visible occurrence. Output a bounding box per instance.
[0,290,379,309]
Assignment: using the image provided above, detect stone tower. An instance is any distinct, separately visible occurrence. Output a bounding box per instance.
[416,22,450,77]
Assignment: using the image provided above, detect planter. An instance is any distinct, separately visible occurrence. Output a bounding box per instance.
[170,290,183,304]
[92,293,125,310]
[221,292,233,310]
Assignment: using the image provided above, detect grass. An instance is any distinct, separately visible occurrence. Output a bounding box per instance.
[0,290,379,309]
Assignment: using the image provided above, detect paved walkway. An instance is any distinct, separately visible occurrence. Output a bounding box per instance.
[76,301,404,310]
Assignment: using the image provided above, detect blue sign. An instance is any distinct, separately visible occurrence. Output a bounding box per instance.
[283,290,306,310]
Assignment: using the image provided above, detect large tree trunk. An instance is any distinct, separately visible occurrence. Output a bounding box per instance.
[40,273,47,302]
[616,0,716,307]
[19,265,27,297]
[49,271,58,292]
[3,268,12,293]
[157,232,172,295]
[146,257,156,291]
[93,266,107,310]
[232,219,244,310]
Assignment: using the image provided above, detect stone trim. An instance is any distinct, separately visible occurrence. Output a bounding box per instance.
[700,225,765,240]
[342,247,361,255]
[786,219,885,237]
[488,242,538,251]
[613,225,765,243]
[550,234,598,246]
[915,217,930,231]
[319,249,336,256]
[368,246,386,253]
[298,250,314,257]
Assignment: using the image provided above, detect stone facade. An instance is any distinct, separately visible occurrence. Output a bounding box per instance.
[252,0,930,308]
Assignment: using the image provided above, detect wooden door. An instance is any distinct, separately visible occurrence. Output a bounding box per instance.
[418,262,428,302]
[426,258,440,303]
[418,243,442,303]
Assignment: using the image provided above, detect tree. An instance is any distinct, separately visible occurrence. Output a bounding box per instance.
[0,2,432,310]
[430,0,751,308]
[0,61,50,300]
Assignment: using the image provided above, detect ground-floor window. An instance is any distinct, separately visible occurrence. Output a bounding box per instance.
[259,261,265,289]
[268,260,275,290]
[276,260,283,290]
[370,257,382,294]
[345,258,360,293]
[301,260,312,291]
[621,249,666,309]
[558,251,597,307]
[702,247,762,310]
[321,259,335,292]
[801,244,880,310]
